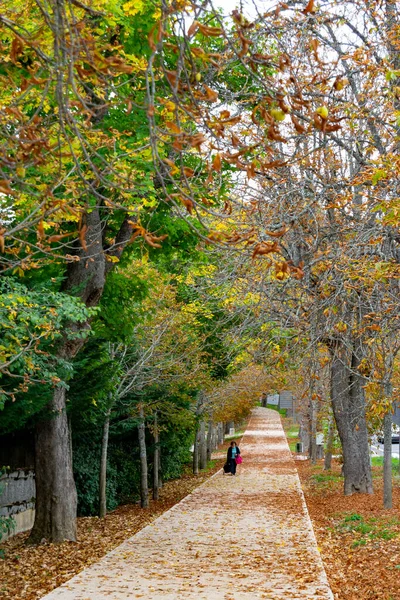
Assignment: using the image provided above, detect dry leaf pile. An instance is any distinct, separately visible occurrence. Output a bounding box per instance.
[0,461,224,600]
[295,460,400,600]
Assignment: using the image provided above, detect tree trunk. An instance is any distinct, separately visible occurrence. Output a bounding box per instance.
[218,423,224,445]
[383,400,393,509]
[225,421,234,434]
[99,408,111,518]
[138,405,149,509]
[153,412,159,501]
[29,387,77,544]
[206,419,213,462]
[299,420,310,451]
[324,412,335,471]
[213,426,218,450]
[193,426,200,475]
[330,342,373,495]
[199,420,207,470]
[309,398,317,465]
[29,210,134,544]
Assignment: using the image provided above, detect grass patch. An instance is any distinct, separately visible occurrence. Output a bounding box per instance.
[310,470,342,489]
[266,403,287,416]
[286,425,299,438]
[289,440,304,452]
[204,459,218,472]
[334,512,400,548]
[282,418,300,452]
[225,430,245,441]
[371,456,399,469]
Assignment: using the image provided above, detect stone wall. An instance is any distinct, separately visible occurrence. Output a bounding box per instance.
[0,469,35,540]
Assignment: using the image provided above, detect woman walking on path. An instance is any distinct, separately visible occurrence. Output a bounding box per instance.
[227,441,241,475]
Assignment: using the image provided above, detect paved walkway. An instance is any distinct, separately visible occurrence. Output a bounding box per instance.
[42,408,333,600]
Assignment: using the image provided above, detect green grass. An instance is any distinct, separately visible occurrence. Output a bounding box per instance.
[204,459,218,472]
[333,512,400,548]
[286,424,299,438]
[266,403,287,416]
[309,470,342,490]
[371,456,399,469]
[225,430,245,441]
[282,420,300,452]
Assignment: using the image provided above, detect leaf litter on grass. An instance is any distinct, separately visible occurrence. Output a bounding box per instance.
[295,459,400,600]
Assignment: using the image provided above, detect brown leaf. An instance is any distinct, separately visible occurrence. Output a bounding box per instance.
[197,23,224,37]
[47,233,74,243]
[265,226,288,237]
[212,153,222,172]
[231,133,240,147]
[165,121,182,134]
[37,221,45,241]
[204,85,218,102]
[291,115,306,134]
[0,179,14,195]
[187,20,199,37]
[252,240,279,258]
[303,0,316,14]
[188,133,206,150]
[79,224,88,252]
[0,228,5,253]
[165,71,177,88]
[10,37,24,64]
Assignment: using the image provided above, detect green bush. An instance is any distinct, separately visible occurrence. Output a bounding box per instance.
[73,433,141,516]
[158,428,192,481]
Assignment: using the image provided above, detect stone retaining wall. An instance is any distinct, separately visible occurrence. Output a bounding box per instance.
[0,469,35,540]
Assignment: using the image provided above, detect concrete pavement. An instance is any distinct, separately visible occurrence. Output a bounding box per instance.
[42,408,334,600]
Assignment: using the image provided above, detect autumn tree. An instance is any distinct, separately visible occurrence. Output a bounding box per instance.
[153,0,400,495]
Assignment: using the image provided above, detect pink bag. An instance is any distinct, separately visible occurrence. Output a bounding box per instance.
[235,455,243,465]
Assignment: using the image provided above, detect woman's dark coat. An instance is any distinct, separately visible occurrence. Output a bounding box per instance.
[227,446,240,460]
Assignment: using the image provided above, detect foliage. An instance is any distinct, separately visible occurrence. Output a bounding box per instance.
[0,515,15,545]
[73,434,139,516]
[0,0,166,271]
[0,277,92,407]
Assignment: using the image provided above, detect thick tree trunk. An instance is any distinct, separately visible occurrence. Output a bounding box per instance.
[138,405,149,509]
[99,408,111,518]
[29,211,134,543]
[383,407,393,509]
[299,419,310,452]
[330,343,373,495]
[29,387,77,544]
[153,412,159,501]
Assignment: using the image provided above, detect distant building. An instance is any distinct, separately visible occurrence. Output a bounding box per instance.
[279,391,293,412]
